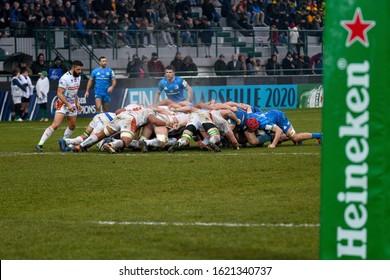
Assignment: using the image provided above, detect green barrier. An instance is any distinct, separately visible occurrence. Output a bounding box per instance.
[321,1,390,259]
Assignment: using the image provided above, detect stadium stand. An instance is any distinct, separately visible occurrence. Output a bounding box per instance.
[0,0,324,76]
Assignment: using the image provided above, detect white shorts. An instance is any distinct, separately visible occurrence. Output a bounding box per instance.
[89,112,116,134]
[187,110,213,130]
[12,95,22,105]
[55,100,78,117]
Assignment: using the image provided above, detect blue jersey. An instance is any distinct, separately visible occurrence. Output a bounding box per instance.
[250,106,263,113]
[235,108,250,129]
[157,76,189,103]
[250,110,292,134]
[91,67,115,95]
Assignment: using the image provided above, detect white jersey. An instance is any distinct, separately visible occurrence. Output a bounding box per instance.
[156,105,191,131]
[128,107,154,128]
[210,110,230,134]
[89,112,116,133]
[109,107,153,134]
[171,111,190,131]
[19,75,33,98]
[58,71,81,105]
[124,104,145,112]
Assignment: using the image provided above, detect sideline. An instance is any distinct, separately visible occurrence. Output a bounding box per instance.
[96,220,320,228]
[0,151,321,157]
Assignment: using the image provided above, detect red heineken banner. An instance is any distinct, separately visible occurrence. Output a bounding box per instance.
[321,1,390,259]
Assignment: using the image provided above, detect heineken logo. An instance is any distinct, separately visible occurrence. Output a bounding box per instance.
[341,7,376,47]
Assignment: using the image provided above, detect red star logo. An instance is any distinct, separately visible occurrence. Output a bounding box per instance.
[341,7,376,47]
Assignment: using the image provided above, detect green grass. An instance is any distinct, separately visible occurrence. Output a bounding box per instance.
[0,108,322,259]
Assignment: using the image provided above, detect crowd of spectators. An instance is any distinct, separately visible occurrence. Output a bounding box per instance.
[1,0,325,75]
[1,0,325,45]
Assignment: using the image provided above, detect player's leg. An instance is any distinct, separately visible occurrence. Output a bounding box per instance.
[36,112,66,151]
[286,126,322,143]
[64,115,77,139]
[101,94,111,112]
[95,97,103,113]
[202,122,221,152]
[102,102,109,112]
[143,126,169,150]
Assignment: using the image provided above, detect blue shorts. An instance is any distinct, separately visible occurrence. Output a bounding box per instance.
[94,92,111,103]
[278,112,292,134]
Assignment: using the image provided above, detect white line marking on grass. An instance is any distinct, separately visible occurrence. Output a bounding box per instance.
[0,151,320,157]
[95,221,319,228]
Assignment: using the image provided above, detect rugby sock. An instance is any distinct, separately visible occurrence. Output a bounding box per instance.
[202,136,210,145]
[80,134,98,148]
[66,136,84,145]
[167,138,177,146]
[210,135,220,144]
[110,139,124,149]
[64,127,74,138]
[145,138,162,147]
[14,104,22,119]
[23,112,29,120]
[312,132,322,139]
[128,140,139,149]
[178,138,187,146]
[38,126,55,145]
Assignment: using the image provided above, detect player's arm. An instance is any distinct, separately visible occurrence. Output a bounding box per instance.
[154,89,162,105]
[108,77,116,93]
[185,85,193,102]
[221,109,241,125]
[224,129,240,149]
[57,87,74,112]
[147,114,168,126]
[268,124,283,149]
[115,108,126,115]
[75,95,81,111]
[84,77,94,98]
[225,101,250,112]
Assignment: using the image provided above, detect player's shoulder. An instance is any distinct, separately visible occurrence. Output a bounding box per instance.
[59,71,71,79]
[175,76,184,82]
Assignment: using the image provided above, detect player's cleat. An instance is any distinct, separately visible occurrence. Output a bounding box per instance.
[139,139,149,153]
[208,142,222,152]
[316,133,323,145]
[103,143,117,154]
[35,144,43,152]
[293,140,303,146]
[71,145,81,152]
[58,138,67,151]
[197,140,213,151]
[168,142,180,153]
[71,145,87,152]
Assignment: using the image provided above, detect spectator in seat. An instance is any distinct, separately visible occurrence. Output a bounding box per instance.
[265,53,281,75]
[31,53,50,76]
[127,54,144,78]
[202,0,221,27]
[281,51,296,75]
[49,56,69,79]
[147,52,165,77]
[180,55,198,76]
[226,53,243,76]
[170,52,183,75]
[214,54,227,76]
